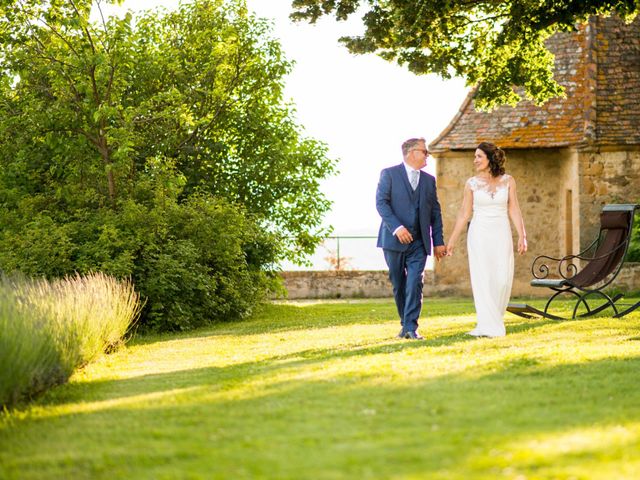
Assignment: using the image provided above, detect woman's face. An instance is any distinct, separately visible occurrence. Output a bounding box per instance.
[474,148,490,173]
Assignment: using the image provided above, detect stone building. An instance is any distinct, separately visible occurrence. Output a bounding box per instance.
[430,15,640,296]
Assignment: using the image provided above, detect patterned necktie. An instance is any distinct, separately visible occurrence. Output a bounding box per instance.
[410,170,419,191]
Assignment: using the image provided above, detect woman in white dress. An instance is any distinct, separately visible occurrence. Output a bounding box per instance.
[446,142,527,337]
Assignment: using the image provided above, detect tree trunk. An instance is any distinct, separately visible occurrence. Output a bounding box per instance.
[97,133,116,208]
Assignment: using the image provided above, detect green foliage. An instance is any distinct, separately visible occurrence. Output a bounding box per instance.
[627,211,640,262]
[0,158,279,330]
[122,166,280,330]
[290,0,640,110]
[0,272,140,410]
[0,0,336,329]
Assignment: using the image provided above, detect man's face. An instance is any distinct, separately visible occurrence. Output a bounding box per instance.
[407,142,428,170]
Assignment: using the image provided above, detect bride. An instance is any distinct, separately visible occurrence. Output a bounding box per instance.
[446,142,527,337]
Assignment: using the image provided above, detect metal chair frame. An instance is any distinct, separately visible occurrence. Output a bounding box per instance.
[508,204,640,320]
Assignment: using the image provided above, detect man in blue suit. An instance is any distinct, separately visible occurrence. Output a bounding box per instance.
[376,138,446,340]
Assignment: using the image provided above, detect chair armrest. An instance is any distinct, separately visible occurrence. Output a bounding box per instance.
[531,254,581,281]
[531,278,569,288]
[531,233,603,281]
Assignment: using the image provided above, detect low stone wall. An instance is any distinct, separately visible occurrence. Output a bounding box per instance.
[279,271,393,299]
[615,262,640,293]
[280,263,640,299]
[279,270,468,299]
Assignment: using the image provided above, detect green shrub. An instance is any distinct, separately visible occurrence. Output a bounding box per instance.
[0,160,279,331]
[0,273,140,409]
[627,211,640,262]
[127,192,278,331]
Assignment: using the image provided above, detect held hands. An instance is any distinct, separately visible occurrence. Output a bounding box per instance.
[445,243,454,257]
[433,245,447,261]
[394,228,447,261]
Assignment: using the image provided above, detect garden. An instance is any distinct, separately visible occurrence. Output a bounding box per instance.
[2,298,640,479]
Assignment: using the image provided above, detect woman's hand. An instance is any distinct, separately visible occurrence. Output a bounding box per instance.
[445,243,454,257]
[517,237,528,255]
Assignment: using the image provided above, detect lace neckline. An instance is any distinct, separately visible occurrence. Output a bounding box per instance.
[469,174,509,199]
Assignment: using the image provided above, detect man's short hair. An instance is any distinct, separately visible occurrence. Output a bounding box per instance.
[402,137,426,157]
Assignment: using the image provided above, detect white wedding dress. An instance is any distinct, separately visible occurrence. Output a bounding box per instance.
[466,175,514,337]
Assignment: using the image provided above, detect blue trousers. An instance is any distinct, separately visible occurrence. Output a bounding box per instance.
[383,241,428,334]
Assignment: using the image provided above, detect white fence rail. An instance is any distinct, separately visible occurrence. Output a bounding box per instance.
[281,235,434,271]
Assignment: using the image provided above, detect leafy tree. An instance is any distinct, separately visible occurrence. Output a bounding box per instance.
[290,0,640,110]
[0,0,336,329]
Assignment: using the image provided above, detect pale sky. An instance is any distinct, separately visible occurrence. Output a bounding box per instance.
[96,0,470,268]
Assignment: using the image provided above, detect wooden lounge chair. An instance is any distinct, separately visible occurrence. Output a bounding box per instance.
[508,204,640,320]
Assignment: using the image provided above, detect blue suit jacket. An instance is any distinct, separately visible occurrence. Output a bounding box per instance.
[376,164,444,254]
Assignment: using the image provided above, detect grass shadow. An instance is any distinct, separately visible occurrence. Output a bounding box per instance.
[2,356,640,479]
[129,298,478,346]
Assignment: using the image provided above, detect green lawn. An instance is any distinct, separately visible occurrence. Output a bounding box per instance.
[1,297,640,480]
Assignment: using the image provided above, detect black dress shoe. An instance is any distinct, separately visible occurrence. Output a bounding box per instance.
[404,331,424,340]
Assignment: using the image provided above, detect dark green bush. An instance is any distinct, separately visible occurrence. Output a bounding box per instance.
[126,191,278,331]
[0,161,279,332]
[627,211,640,262]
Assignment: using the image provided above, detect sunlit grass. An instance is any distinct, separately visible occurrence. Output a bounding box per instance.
[1,297,639,479]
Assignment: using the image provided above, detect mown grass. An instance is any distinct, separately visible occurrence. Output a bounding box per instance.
[1,297,639,480]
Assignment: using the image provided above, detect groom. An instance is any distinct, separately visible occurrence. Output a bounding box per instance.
[376,138,446,340]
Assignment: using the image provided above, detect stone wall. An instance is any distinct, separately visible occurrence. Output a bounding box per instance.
[279,264,640,299]
[578,148,640,251]
[616,263,640,294]
[279,271,389,299]
[279,270,454,300]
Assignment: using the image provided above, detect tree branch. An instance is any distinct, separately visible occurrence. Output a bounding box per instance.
[16,0,84,61]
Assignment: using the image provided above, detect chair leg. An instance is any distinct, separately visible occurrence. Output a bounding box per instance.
[613,300,640,318]
[539,288,582,319]
[574,291,621,318]
[506,303,565,320]
[507,310,536,319]
[531,307,565,321]
[544,288,578,316]
[577,293,624,318]
[506,303,537,319]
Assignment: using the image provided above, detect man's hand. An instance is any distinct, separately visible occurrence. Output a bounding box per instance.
[395,226,413,244]
[434,245,447,260]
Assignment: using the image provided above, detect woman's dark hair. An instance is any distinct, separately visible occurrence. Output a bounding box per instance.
[477,142,506,177]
